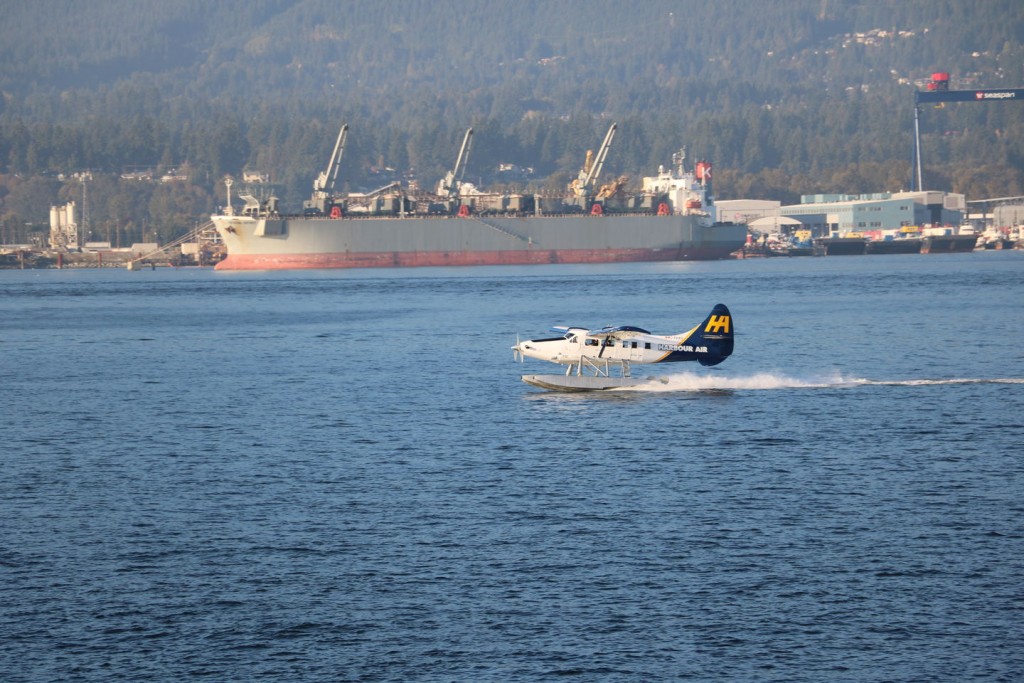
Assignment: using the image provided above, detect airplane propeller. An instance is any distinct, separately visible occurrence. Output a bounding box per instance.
[512,334,525,362]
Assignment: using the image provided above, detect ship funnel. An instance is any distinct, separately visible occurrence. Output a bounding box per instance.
[695,161,713,200]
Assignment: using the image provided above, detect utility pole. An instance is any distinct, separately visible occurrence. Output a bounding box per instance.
[80,173,90,247]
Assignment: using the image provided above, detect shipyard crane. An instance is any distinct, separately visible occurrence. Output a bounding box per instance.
[912,72,1024,191]
[315,123,349,198]
[305,123,349,214]
[570,123,617,198]
[437,128,474,198]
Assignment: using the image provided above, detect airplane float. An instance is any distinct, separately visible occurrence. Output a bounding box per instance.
[512,304,734,391]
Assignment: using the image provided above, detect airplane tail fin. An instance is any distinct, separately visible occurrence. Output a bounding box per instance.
[685,303,734,366]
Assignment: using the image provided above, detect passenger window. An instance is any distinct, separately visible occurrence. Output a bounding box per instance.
[644,342,651,349]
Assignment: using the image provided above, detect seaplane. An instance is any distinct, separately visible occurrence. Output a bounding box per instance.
[512,304,734,391]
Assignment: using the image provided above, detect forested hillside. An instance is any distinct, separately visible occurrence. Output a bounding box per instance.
[1,0,1022,244]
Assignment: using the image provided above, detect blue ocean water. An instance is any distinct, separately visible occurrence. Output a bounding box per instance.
[2,252,1023,682]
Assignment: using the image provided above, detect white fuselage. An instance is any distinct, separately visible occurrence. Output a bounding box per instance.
[513,326,704,367]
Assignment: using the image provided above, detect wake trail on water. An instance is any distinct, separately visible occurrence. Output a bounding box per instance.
[625,371,1024,393]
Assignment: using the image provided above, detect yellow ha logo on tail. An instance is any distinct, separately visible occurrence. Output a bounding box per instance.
[704,315,730,334]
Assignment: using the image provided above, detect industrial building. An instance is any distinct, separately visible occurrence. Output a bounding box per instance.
[714,199,781,225]
[779,191,966,237]
[719,191,968,239]
[993,203,1024,228]
[720,189,966,237]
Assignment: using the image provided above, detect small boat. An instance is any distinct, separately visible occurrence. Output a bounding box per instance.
[865,229,923,254]
[978,228,1015,250]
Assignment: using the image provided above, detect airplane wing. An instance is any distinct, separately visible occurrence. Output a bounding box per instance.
[587,325,651,339]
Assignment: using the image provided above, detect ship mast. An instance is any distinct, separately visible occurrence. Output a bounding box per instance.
[224,177,234,216]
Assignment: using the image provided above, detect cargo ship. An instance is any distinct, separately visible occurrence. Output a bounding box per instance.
[212,124,746,270]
